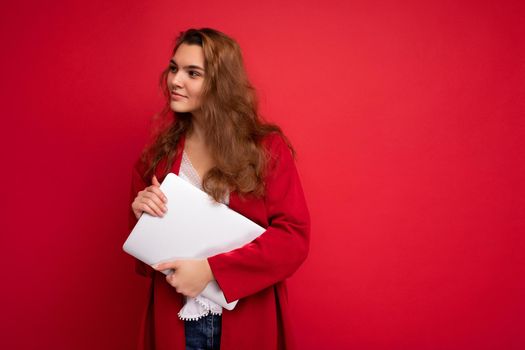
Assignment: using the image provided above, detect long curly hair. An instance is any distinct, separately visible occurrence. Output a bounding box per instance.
[140,28,295,202]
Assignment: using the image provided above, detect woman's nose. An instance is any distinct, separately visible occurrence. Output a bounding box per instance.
[170,71,183,87]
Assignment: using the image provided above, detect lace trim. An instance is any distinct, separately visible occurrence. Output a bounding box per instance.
[178,310,207,322]
[178,296,223,321]
[181,151,202,189]
[178,308,223,321]
[181,150,230,205]
[195,295,210,309]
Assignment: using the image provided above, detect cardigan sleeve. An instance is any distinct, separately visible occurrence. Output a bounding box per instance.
[207,134,311,302]
[128,158,156,278]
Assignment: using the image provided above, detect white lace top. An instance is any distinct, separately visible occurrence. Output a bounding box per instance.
[177,150,229,321]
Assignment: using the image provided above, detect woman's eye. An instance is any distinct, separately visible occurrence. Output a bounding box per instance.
[189,71,200,78]
[169,65,177,72]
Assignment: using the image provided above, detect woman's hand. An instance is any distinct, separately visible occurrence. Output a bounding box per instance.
[131,175,168,219]
[153,259,215,298]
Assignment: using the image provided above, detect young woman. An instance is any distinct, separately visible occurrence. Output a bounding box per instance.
[128,28,310,350]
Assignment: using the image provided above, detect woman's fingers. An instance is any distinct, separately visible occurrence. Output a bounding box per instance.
[132,192,165,217]
[142,191,167,212]
[130,176,168,218]
[146,185,168,204]
[132,198,159,217]
[153,260,180,270]
[152,175,161,186]
[140,196,166,217]
[132,205,142,219]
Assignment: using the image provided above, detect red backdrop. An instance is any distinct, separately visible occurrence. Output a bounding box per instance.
[1,0,524,349]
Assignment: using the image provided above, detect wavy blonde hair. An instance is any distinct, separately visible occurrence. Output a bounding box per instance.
[141,28,295,202]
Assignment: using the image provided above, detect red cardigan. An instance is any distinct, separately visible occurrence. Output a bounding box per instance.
[128,131,311,350]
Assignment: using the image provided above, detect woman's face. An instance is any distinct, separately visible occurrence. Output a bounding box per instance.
[167,43,206,115]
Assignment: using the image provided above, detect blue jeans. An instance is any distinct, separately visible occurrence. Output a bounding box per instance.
[185,313,222,350]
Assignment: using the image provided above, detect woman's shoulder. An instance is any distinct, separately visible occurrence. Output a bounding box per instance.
[260,131,296,175]
[261,131,291,155]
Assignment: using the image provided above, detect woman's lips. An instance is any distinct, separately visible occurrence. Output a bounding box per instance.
[171,92,187,100]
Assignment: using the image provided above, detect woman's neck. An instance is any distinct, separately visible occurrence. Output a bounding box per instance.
[188,112,206,144]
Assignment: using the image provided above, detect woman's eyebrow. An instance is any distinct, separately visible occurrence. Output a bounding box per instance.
[169,59,205,71]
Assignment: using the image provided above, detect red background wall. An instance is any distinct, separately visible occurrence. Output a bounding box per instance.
[1,0,524,349]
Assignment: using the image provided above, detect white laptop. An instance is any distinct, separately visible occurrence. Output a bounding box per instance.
[123,173,266,310]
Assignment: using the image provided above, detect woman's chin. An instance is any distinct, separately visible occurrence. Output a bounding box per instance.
[169,102,187,113]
